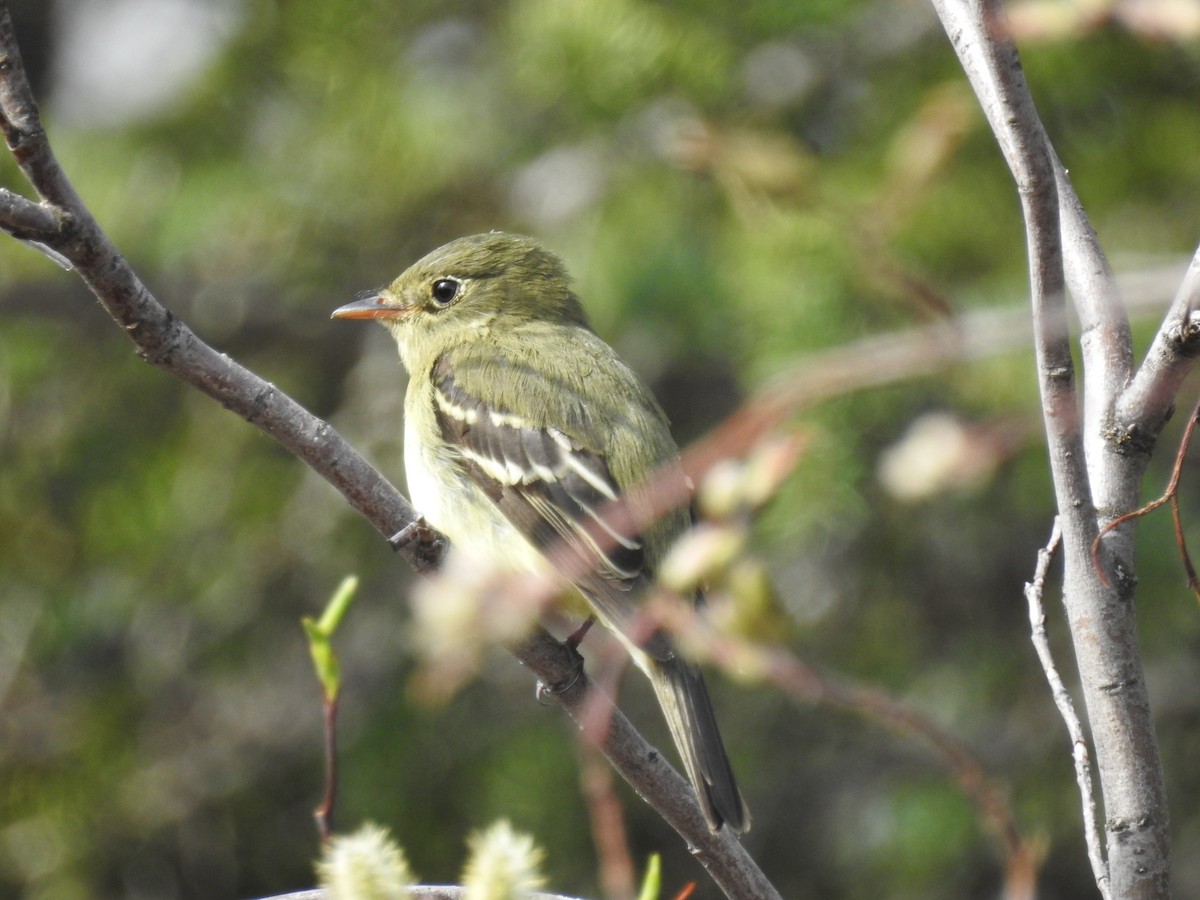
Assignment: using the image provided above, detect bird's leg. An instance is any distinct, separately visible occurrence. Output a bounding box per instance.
[564,615,596,651]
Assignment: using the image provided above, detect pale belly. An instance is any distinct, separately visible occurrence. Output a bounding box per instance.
[402,380,650,668]
[403,413,547,575]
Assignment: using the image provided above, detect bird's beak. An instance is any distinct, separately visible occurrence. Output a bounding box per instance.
[331,292,411,320]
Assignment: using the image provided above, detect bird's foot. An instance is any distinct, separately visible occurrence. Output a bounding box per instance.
[387,518,424,549]
[388,517,446,573]
[535,637,586,705]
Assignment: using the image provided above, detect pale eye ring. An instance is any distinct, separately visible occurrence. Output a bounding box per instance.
[431,278,461,307]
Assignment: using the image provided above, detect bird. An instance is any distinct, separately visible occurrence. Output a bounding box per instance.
[332,231,749,833]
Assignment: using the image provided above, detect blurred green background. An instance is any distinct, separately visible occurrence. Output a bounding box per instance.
[2,1,1200,898]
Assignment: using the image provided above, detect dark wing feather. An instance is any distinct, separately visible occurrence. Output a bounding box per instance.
[432,357,651,635]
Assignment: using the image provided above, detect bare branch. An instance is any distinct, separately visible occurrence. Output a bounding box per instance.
[0,6,439,574]
[1025,520,1109,900]
[1054,155,1130,373]
[1115,242,1200,454]
[930,1,1170,896]
[1090,399,1200,598]
[0,185,59,238]
[0,186,72,267]
[1051,150,1136,486]
[932,0,1088,513]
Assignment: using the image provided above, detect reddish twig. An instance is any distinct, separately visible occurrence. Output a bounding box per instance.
[644,594,1039,900]
[1090,396,1200,595]
[579,743,636,900]
[314,694,339,843]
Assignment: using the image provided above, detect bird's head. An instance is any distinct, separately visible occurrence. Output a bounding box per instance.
[332,232,589,368]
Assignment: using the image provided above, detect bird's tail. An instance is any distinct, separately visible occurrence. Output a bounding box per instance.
[649,657,751,833]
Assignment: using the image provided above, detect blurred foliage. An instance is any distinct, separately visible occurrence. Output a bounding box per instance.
[2,1,1200,898]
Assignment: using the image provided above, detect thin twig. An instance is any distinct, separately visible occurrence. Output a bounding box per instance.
[1116,241,1200,454]
[314,695,339,844]
[0,186,59,234]
[1024,519,1109,900]
[578,744,637,900]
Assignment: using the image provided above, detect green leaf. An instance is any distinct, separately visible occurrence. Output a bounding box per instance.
[303,575,359,701]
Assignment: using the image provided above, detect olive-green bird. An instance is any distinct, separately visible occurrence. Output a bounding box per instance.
[333,231,749,833]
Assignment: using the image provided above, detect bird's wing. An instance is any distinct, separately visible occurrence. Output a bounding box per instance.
[431,353,671,652]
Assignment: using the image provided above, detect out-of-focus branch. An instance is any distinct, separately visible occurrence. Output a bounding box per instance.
[930,1,1171,897]
[423,549,1041,897]
[641,593,1038,900]
[578,743,637,900]
[512,634,781,900]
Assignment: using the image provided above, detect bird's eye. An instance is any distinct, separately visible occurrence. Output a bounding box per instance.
[431,278,461,307]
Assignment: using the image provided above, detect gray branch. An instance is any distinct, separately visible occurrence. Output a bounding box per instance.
[931,0,1173,896]
[0,185,60,237]
[1115,242,1200,454]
